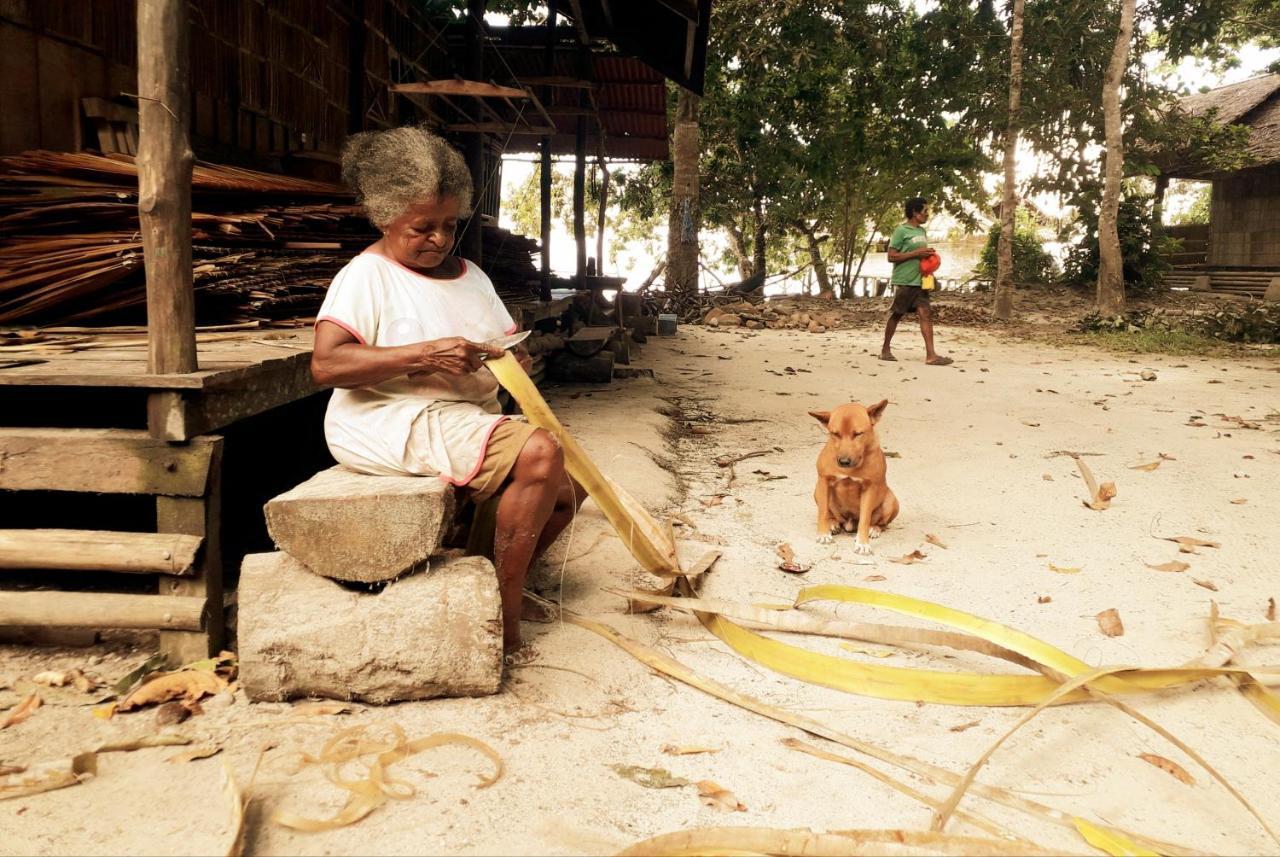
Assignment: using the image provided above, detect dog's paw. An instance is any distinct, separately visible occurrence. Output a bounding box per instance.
[853,539,873,555]
[815,534,835,545]
[869,526,883,540]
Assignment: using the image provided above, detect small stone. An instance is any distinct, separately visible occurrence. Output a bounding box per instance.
[155,701,190,727]
[745,320,764,330]
[1140,369,1157,381]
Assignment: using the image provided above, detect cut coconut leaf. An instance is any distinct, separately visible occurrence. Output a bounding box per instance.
[1073,818,1159,857]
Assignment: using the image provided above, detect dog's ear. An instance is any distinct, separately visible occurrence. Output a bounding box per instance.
[808,410,831,427]
[866,399,889,424]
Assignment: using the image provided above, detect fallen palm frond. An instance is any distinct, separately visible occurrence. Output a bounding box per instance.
[1203,606,1280,726]
[525,592,1194,856]
[617,826,1060,856]
[272,724,502,832]
[488,354,679,576]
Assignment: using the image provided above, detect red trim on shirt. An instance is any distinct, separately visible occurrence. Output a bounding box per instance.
[316,316,367,345]
[360,248,469,281]
[438,416,509,487]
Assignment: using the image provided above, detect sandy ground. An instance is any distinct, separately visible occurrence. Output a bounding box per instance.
[3,314,1280,855]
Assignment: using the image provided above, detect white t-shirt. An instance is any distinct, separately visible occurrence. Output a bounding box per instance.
[315,251,518,483]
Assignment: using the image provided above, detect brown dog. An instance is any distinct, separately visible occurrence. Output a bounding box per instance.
[810,400,899,554]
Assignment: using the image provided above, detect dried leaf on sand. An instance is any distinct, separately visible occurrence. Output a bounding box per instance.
[889,550,928,565]
[0,753,95,801]
[111,653,169,696]
[1193,579,1219,592]
[611,764,689,789]
[775,542,810,574]
[1074,456,1116,510]
[118,669,225,712]
[661,745,719,756]
[1139,753,1195,785]
[0,693,40,729]
[925,534,949,550]
[1128,460,1163,472]
[1096,609,1125,637]
[696,780,746,812]
[1161,535,1221,554]
[168,746,223,764]
[949,720,981,733]
[1269,598,1277,622]
[1146,561,1189,573]
[291,701,352,716]
[1048,563,1081,574]
[1230,498,1248,505]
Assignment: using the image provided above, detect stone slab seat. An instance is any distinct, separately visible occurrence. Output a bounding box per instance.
[238,551,502,703]
[264,465,457,583]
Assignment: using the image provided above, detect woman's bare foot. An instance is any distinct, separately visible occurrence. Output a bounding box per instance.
[878,350,897,361]
[503,643,540,666]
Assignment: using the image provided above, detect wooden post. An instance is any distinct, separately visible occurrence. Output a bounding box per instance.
[573,116,587,279]
[346,0,367,134]
[462,0,487,266]
[595,156,609,275]
[538,2,557,301]
[157,437,224,663]
[137,0,197,375]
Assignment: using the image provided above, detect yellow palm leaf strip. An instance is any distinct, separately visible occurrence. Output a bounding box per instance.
[487,353,679,576]
[618,826,1062,857]
[1072,818,1159,857]
[611,589,1043,672]
[796,585,1246,696]
[523,592,1196,857]
[932,665,1279,850]
[781,738,1035,846]
[1204,609,1280,728]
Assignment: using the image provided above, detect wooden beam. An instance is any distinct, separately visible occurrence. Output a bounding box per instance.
[0,429,217,496]
[462,0,487,267]
[445,122,558,135]
[137,0,197,375]
[157,437,223,661]
[0,529,202,575]
[0,591,207,631]
[148,354,318,441]
[546,106,596,116]
[519,75,598,89]
[391,80,528,99]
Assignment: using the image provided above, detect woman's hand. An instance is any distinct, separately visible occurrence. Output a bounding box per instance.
[514,344,533,373]
[416,337,505,376]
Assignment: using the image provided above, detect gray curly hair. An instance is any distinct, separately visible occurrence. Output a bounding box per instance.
[341,126,473,228]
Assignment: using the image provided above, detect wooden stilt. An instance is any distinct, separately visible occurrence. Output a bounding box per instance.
[157,438,224,663]
[137,0,197,376]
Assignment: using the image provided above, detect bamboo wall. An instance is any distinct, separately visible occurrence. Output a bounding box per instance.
[1209,165,1280,268]
[0,0,450,161]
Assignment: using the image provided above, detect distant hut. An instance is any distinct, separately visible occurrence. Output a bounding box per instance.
[1161,73,1280,300]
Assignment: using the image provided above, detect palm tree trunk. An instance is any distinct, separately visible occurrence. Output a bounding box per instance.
[666,87,700,302]
[993,0,1025,321]
[1096,0,1136,316]
[751,194,767,277]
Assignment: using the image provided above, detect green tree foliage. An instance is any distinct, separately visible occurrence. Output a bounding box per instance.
[976,209,1059,284]
[1063,188,1175,293]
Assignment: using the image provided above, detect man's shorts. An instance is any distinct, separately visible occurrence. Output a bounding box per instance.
[890,284,929,316]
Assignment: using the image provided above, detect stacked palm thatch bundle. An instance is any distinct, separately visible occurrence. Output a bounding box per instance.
[0,151,543,327]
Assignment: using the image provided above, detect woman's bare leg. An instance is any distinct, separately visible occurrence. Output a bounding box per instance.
[493,429,564,651]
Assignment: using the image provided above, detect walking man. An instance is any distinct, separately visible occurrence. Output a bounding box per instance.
[879,197,953,365]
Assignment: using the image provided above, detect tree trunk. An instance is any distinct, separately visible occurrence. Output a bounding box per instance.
[725,223,753,280]
[851,228,876,296]
[1096,0,1136,316]
[993,0,1025,321]
[666,87,700,302]
[800,224,831,295]
[751,194,767,277]
[1151,173,1169,240]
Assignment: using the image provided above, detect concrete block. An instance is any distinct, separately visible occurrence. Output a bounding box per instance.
[1192,275,1212,292]
[265,466,456,583]
[238,552,501,703]
[1265,278,1280,302]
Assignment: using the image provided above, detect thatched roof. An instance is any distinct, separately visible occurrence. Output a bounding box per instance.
[1166,73,1280,176]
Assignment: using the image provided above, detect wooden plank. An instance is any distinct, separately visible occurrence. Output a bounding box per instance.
[0,591,206,631]
[149,355,318,440]
[137,0,198,375]
[391,80,528,99]
[157,436,223,662]
[0,529,202,575]
[0,429,216,496]
[81,96,139,124]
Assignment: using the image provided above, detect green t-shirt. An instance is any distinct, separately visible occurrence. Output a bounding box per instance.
[889,223,928,286]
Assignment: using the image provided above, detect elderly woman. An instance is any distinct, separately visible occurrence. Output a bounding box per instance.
[311,126,582,653]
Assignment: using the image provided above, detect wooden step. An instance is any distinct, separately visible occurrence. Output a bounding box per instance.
[0,529,202,575]
[0,591,207,630]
